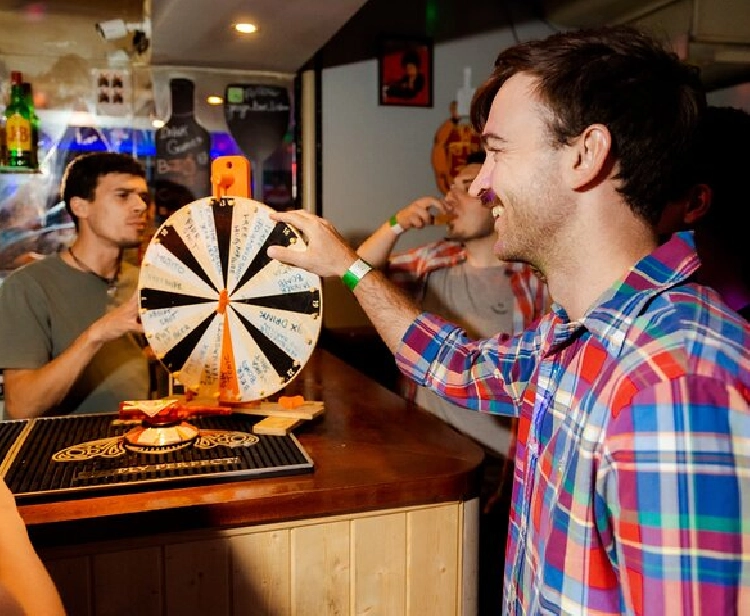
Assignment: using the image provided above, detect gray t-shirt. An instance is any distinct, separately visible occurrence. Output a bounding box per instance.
[0,253,149,415]
[416,262,515,457]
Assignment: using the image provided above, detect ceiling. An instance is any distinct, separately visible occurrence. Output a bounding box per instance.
[0,0,370,74]
[541,0,750,89]
[150,0,370,74]
[1,0,749,125]
[0,0,371,129]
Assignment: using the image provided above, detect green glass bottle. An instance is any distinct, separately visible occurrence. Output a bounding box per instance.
[0,98,6,167]
[21,81,39,169]
[4,71,33,168]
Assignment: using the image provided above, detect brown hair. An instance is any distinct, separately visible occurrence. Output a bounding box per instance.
[471,26,705,225]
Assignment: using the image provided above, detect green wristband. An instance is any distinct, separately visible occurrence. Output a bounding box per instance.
[342,258,373,291]
[389,214,405,235]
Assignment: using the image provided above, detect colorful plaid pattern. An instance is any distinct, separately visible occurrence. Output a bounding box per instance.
[395,231,750,614]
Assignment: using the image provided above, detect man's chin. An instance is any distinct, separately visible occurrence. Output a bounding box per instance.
[494,242,534,266]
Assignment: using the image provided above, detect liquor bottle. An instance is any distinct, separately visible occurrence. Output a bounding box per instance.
[0,92,6,166]
[4,71,33,169]
[154,78,211,201]
[21,81,39,169]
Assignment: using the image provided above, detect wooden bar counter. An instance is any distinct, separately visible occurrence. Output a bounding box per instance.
[20,349,484,616]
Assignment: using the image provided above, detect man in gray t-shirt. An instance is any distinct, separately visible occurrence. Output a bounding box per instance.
[357,154,549,457]
[0,153,152,418]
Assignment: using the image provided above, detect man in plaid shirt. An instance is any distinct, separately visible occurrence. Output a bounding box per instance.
[270,25,750,615]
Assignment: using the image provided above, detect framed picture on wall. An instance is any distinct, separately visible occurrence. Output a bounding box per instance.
[378,36,433,108]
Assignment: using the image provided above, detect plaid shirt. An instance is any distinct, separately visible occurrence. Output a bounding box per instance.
[395,231,750,615]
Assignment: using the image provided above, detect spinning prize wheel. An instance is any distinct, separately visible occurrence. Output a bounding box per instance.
[138,196,322,402]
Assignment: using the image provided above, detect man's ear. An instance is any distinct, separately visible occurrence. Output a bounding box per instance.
[68,196,89,221]
[564,124,612,191]
[682,183,711,225]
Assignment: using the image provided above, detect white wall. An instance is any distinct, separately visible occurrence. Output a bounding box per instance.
[319,21,555,328]
[321,20,554,245]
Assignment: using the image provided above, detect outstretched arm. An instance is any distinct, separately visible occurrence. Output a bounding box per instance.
[4,291,144,419]
[357,196,446,268]
[0,480,65,615]
[268,210,421,352]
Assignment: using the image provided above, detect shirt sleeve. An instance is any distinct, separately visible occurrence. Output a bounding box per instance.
[395,312,542,415]
[0,272,52,369]
[598,375,749,615]
[386,245,429,297]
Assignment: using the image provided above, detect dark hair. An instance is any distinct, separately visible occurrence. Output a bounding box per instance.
[470,26,706,225]
[401,50,421,69]
[465,150,486,166]
[62,152,146,229]
[692,106,750,233]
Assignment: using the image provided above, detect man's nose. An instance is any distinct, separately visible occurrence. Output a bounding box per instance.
[133,195,149,213]
[469,160,491,197]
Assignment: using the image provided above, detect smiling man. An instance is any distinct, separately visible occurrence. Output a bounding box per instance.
[0,153,152,418]
[267,25,750,614]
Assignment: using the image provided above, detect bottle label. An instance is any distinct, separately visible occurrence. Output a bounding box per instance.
[155,120,211,200]
[6,113,31,151]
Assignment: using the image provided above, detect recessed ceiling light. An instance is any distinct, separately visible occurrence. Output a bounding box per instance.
[152,119,165,129]
[207,95,223,105]
[235,23,257,34]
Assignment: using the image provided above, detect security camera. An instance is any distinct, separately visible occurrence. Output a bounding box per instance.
[96,19,129,40]
[132,30,150,55]
[95,18,151,42]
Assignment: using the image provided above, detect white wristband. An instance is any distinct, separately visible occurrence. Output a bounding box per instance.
[389,214,405,236]
[342,258,373,292]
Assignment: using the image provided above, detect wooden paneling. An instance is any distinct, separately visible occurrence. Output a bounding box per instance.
[292,520,350,616]
[165,539,230,616]
[92,547,163,616]
[352,512,407,615]
[461,496,479,615]
[45,556,91,616]
[232,530,291,615]
[407,505,460,615]
[40,501,477,616]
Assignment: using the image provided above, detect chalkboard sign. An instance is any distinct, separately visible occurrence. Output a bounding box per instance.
[224,84,290,165]
[155,79,211,201]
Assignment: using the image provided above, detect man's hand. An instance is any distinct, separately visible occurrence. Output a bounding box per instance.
[269,210,421,352]
[394,196,447,231]
[5,291,145,420]
[268,210,359,277]
[88,291,144,345]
